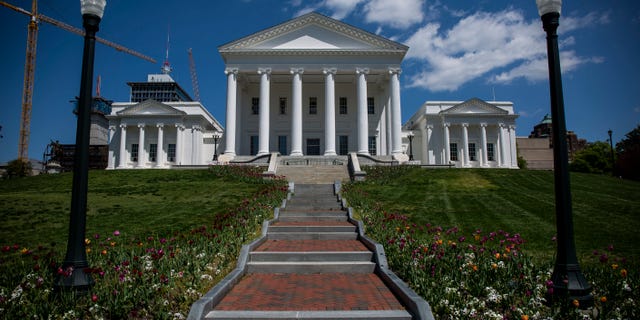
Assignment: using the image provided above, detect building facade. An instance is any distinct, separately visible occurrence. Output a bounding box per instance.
[218,12,408,160]
[106,74,223,169]
[405,98,519,168]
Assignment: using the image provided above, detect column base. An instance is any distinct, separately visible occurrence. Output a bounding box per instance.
[324,151,337,156]
[257,151,270,156]
[289,151,303,156]
[357,150,370,156]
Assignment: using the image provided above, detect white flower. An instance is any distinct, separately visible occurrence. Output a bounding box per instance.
[200,274,213,281]
[10,285,22,301]
[172,312,185,319]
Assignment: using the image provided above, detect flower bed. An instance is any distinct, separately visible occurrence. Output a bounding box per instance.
[0,166,287,319]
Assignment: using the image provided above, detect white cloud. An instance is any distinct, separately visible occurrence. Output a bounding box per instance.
[324,0,364,20]
[363,0,424,29]
[404,9,606,91]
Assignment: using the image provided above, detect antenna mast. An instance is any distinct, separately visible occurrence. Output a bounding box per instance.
[161,26,172,74]
[188,48,201,101]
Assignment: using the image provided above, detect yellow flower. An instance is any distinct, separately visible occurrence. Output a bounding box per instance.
[495,253,501,259]
[600,296,607,303]
[572,299,580,308]
[436,239,443,246]
[85,238,91,245]
[86,248,91,253]
[101,250,107,255]
[20,248,29,254]
[491,263,498,270]
[110,241,116,247]
[611,264,619,270]
[521,315,529,320]
[472,265,478,271]
[621,269,628,277]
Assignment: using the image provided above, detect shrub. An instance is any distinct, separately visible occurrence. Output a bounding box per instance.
[3,159,32,178]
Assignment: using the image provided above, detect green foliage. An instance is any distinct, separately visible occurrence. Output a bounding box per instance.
[343,167,639,319]
[3,159,32,178]
[517,156,528,169]
[570,141,613,174]
[616,125,640,180]
[0,167,288,319]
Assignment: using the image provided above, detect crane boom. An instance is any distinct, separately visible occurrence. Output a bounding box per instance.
[1,0,156,160]
[188,48,201,101]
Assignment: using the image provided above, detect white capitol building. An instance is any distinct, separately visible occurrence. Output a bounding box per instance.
[106,12,518,169]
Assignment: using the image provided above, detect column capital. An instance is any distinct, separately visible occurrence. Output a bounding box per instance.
[356,67,370,75]
[461,123,469,128]
[425,124,433,130]
[480,123,488,127]
[444,122,451,128]
[257,67,272,75]
[119,124,127,129]
[388,67,402,75]
[498,123,506,128]
[156,123,165,128]
[290,67,304,75]
[192,125,202,131]
[109,125,116,131]
[175,123,185,130]
[508,124,516,130]
[137,123,145,129]
[224,67,238,75]
[322,67,337,75]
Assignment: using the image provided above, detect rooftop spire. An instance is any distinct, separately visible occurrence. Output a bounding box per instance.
[161,25,172,74]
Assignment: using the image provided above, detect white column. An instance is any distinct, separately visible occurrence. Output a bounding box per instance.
[323,67,337,156]
[107,125,116,169]
[462,123,469,167]
[192,126,201,165]
[356,68,369,155]
[118,124,127,168]
[424,124,433,165]
[224,68,238,157]
[175,124,183,165]
[480,123,488,167]
[137,124,146,167]
[509,125,517,168]
[385,95,392,155]
[444,123,451,164]
[290,68,304,156]
[157,123,165,167]
[389,68,403,155]
[258,68,271,155]
[498,123,506,167]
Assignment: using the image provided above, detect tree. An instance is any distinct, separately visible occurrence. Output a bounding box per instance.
[3,159,32,178]
[569,141,612,174]
[616,125,640,180]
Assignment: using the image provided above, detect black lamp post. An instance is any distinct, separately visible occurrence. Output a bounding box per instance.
[54,0,106,292]
[536,0,592,306]
[608,129,615,175]
[212,132,221,161]
[407,131,414,161]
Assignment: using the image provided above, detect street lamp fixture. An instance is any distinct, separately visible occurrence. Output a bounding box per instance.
[54,0,106,292]
[536,0,592,307]
[212,132,222,161]
[407,131,414,161]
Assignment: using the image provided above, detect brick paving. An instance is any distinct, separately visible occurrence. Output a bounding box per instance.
[255,239,369,252]
[214,274,405,311]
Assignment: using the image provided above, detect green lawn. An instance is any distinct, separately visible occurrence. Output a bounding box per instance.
[352,167,640,262]
[0,169,272,248]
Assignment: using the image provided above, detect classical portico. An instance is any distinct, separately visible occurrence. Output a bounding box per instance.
[218,12,408,159]
[405,98,519,168]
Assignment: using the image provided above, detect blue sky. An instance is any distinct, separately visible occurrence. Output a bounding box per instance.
[1,0,639,163]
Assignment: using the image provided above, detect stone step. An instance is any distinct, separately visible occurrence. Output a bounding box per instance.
[250,251,373,262]
[268,225,356,233]
[246,261,375,274]
[278,211,345,217]
[277,215,348,222]
[206,310,412,319]
[267,232,357,240]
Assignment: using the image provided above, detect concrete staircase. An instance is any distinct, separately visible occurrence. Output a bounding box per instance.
[276,158,349,184]
[205,184,412,320]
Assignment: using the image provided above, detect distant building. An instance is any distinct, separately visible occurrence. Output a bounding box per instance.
[106,73,223,169]
[404,98,519,168]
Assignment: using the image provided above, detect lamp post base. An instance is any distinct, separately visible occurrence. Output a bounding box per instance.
[546,263,593,308]
[53,267,95,293]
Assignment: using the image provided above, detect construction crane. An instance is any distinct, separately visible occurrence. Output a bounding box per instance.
[187,48,201,102]
[1,0,156,161]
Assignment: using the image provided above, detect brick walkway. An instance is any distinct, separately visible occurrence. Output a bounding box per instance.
[214,274,405,311]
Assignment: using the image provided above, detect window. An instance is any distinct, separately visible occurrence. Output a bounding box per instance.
[250,136,259,155]
[309,97,317,114]
[251,97,259,115]
[368,136,377,155]
[450,143,458,161]
[339,97,348,114]
[279,97,287,115]
[339,136,348,155]
[306,138,320,155]
[131,143,139,162]
[149,143,157,162]
[469,143,476,161]
[487,143,495,161]
[367,97,375,114]
[168,144,176,162]
[278,135,287,155]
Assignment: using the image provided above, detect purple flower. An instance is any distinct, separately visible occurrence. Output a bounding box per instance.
[113,230,120,236]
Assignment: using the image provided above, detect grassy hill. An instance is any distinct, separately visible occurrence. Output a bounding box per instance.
[348,167,640,262]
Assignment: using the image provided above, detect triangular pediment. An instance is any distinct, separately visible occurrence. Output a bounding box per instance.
[219,12,407,53]
[117,99,186,116]
[440,98,509,115]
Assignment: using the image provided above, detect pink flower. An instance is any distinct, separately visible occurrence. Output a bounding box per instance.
[91,294,98,302]
[113,230,120,236]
